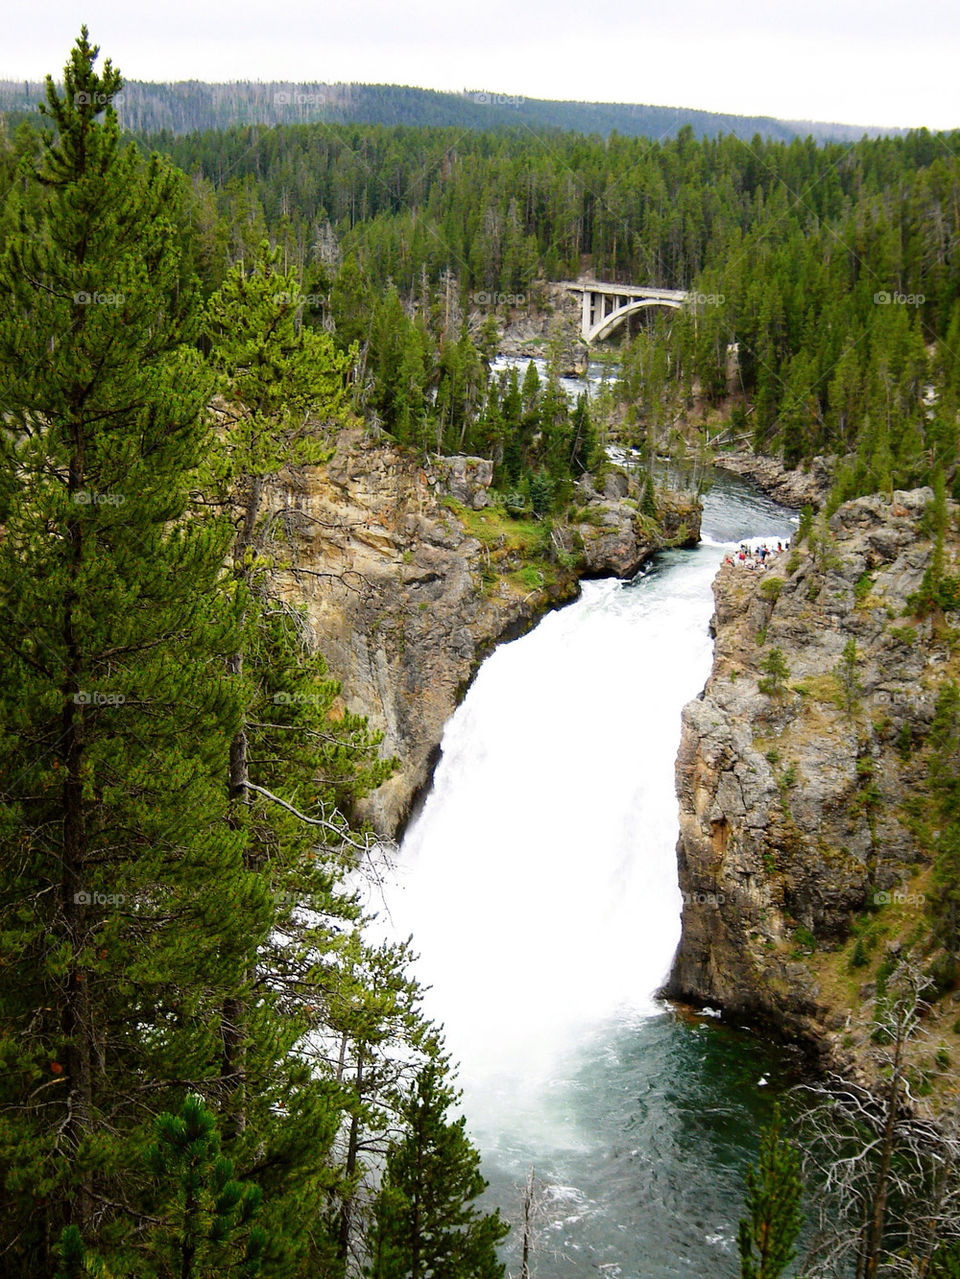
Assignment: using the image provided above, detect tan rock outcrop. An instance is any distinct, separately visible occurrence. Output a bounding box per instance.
[665,487,960,1078]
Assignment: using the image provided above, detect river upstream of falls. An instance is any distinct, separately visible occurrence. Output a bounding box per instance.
[380,472,802,1278]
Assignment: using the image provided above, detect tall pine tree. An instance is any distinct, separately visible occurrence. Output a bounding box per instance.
[0,29,262,1270]
[738,1104,804,1279]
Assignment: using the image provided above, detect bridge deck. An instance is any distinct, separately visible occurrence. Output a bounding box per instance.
[560,279,687,302]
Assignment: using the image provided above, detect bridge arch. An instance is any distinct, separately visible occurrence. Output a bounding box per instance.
[562,280,689,344]
[585,296,684,344]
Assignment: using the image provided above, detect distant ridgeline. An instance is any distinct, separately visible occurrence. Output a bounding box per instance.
[0,77,904,142]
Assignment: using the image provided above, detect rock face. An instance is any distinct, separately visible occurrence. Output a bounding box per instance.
[262,432,700,838]
[564,473,701,579]
[665,488,960,1073]
[495,281,588,373]
[717,452,835,510]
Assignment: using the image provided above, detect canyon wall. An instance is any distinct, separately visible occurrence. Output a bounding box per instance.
[666,486,960,1083]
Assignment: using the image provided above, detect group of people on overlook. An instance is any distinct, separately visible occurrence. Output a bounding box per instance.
[721,540,789,570]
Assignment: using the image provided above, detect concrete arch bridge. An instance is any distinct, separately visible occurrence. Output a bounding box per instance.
[562,279,689,344]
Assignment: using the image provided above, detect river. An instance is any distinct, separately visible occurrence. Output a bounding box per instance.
[489,353,618,402]
[381,471,801,1277]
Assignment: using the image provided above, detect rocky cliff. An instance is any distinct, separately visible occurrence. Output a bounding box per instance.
[262,430,700,837]
[666,487,960,1083]
[716,451,835,510]
[494,281,588,373]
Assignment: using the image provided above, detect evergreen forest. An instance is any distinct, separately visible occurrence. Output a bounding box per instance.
[3,23,960,1279]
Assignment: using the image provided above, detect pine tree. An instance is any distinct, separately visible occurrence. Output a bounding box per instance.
[640,473,658,519]
[835,639,862,715]
[394,322,429,446]
[202,241,398,1272]
[738,1104,804,1279]
[0,29,260,1269]
[141,1094,268,1279]
[568,394,598,476]
[331,254,374,354]
[759,648,790,698]
[498,368,524,486]
[367,1058,508,1279]
[53,1227,111,1279]
[54,1096,268,1279]
[325,937,438,1270]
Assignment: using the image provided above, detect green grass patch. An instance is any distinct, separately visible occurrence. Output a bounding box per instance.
[514,565,544,590]
[456,504,544,556]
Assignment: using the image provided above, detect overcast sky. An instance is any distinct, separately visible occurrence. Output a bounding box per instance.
[3,0,958,131]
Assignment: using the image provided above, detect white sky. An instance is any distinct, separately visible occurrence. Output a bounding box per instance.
[3,0,958,131]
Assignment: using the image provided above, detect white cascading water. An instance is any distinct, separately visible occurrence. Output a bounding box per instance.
[382,537,735,1143]
[375,478,800,1273]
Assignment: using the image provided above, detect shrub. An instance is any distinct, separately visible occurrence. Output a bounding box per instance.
[758,647,790,696]
[854,571,875,603]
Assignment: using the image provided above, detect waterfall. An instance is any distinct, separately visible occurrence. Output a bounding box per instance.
[378,474,799,1276]
[385,551,718,1080]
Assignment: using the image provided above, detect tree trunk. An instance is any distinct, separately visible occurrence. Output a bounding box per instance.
[337,1049,364,1265]
[61,452,95,1236]
[220,473,264,1129]
[520,1169,534,1279]
[863,1021,907,1279]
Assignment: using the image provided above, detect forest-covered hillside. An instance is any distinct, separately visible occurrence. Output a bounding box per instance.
[0,77,902,141]
[129,116,960,496]
[4,87,958,496]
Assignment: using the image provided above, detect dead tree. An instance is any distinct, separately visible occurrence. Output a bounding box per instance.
[795,962,960,1278]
